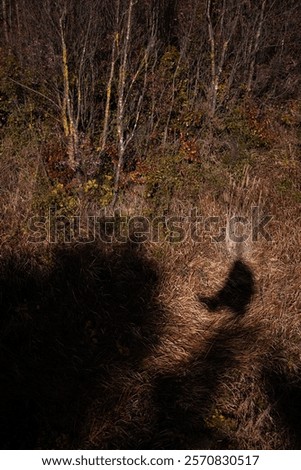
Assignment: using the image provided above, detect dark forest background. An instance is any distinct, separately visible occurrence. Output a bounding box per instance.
[1,0,301,211]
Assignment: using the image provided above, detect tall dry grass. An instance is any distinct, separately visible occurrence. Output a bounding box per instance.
[0,134,300,450]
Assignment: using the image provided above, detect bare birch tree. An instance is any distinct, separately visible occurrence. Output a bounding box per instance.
[2,0,9,44]
[206,0,240,118]
[246,0,267,94]
[110,0,156,208]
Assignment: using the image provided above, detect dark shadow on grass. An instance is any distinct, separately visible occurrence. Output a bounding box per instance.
[0,242,162,449]
[4,251,296,450]
[198,259,255,315]
[263,370,301,449]
[144,319,258,450]
[141,259,257,449]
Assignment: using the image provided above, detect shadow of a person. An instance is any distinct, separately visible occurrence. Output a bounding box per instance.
[198,259,255,315]
[0,242,163,449]
[141,260,257,449]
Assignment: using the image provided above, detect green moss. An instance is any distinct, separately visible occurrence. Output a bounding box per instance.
[145,153,182,211]
[159,46,180,75]
[277,178,301,202]
[223,107,269,150]
[205,407,238,433]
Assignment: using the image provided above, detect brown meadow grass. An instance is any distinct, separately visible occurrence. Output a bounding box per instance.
[0,140,300,450]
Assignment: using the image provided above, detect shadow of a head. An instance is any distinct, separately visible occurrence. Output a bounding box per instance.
[198,259,255,316]
[0,242,162,449]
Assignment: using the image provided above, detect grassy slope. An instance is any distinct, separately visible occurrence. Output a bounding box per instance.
[0,84,301,449]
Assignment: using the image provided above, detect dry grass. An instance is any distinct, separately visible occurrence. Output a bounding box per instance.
[0,135,41,249]
[0,140,301,450]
